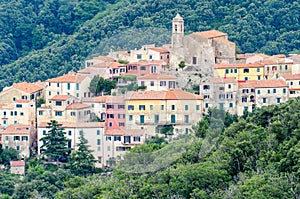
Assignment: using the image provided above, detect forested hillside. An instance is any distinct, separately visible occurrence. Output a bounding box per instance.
[0,0,299,89]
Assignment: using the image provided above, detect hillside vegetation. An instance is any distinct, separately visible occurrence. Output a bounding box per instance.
[0,0,299,89]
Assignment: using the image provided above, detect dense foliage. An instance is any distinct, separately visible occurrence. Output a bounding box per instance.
[0,0,299,90]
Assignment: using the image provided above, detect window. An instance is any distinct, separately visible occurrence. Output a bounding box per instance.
[150,81,154,86]
[171,115,176,124]
[268,89,270,94]
[140,115,145,124]
[97,130,100,135]
[280,65,282,70]
[277,98,281,103]
[242,89,249,93]
[68,131,72,136]
[242,97,247,102]
[140,66,146,71]
[203,85,210,90]
[154,115,159,124]
[283,88,286,94]
[192,57,197,64]
[67,83,70,90]
[49,91,51,96]
[258,76,261,80]
[137,54,142,59]
[114,136,121,141]
[205,103,209,108]
[16,104,22,108]
[262,98,267,103]
[219,87,225,91]
[150,105,153,110]
[128,105,134,110]
[106,136,111,141]
[171,105,175,110]
[141,81,145,86]
[124,136,131,144]
[228,84,231,89]
[119,122,125,127]
[107,104,114,109]
[196,105,200,110]
[108,122,113,127]
[129,115,133,121]
[43,130,46,135]
[229,102,233,108]
[225,69,229,74]
[16,146,20,151]
[257,68,260,72]
[273,89,276,93]
[285,65,288,70]
[70,112,76,116]
[118,104,125,109]
[14,136,20,141]
[234,69,237,73]
[76,83,80,90]
[55,101,62,106]
[97,139,101,145]
[244,77,249,80]
[185,105,188,111]
[243,68,249,73]
[184,115,189,123]
[257,90,260,94]
[10,111,13,116]
[161,105,164,110]
[134,136,140,142]
[139,105,146,110]
[291,82,293,86]
[160,81,166,86]
[55,111,62,116]
[149,55,153,59]
[22,136,28,141]
[14,111,17,116]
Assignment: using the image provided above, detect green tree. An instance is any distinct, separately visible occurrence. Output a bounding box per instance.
[40,120,71,162]
[178,60,186,71]
[89,75,116,96]
[66,132,96,176]
[192,119,209,138]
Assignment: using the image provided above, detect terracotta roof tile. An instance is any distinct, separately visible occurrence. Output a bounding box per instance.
[238,80,288,89]
[10,161,25,167]
[148,47,169,53]
[13,82,43,94]
[3,124,31,135]
[126,90,203,100]
[38,122,105,128]
[236,54,246,59]
[282,74,300,80]
[214,37,235,45]
[104,129,144,136]
[51,95,74,101]
[83,96,108,103]
[214,63,263,69]
[109,62,125,69]
[46,73,87,83]
[194,30,227,39]
[138,74,177,80]
[66,102,90,110]
[93,56,116,62]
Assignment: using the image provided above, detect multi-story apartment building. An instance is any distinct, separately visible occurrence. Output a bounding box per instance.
[214,63,264,81]
[37,122,105,167]
[125,89,203,135]
[127,60,168,76]
[105,96,126,131]
[281,74,300,98]
[83,96,108,121]
[237,80,289,115]
[200,77,238,115]
[137,74,177,91]
[45,72,91,103]
[1,124,35,158]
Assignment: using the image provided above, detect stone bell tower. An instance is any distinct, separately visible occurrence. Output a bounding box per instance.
[171,14,185,69]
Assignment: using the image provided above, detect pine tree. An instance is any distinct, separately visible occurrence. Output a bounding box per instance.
[66,132,96,176]
[40,120,71,162]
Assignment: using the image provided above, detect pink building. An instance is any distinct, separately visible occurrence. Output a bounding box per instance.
[105,96,126,130]
[127,60,168,76]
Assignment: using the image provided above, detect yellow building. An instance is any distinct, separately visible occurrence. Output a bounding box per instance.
[125,89,203,136]
[214,63,264,81]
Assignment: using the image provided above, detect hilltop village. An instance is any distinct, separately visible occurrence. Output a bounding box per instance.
[1,14,300,170]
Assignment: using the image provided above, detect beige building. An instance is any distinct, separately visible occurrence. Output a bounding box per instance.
[0,82,43,104]
[170,14,235,71]
[37,122,105,167]
[10,161,25,175]
[83,96,108,121]
[237,80,289,115]
[200,77,238,115]
[45,72,92,103]
[103,129,145,167]
[281,74,300,98]
[1,124,35,158]
[125,89,203,136]
[137,74,177,91]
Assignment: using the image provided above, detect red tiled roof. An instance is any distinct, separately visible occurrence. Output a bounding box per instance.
[3,124,31,135]
[104,129,144,136]
[236,54,246,59]
[38,122,105,128]
[51,95,73,101]
[66,102,90,110]
[214,37,234,45]
[149,47,169,53]
[214,63,263,69]
[238,80,288,89]
[126,90,203,100]
[46,73,87,83]
[282,74,300,80]
[83,96,108,103]
[13,82,43,94]
[138,74,177,80]
[10,161,25,167]
[289,88,300,91]
[194,30,227,39]
[93,56,116,62]
[109,62,125,69]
